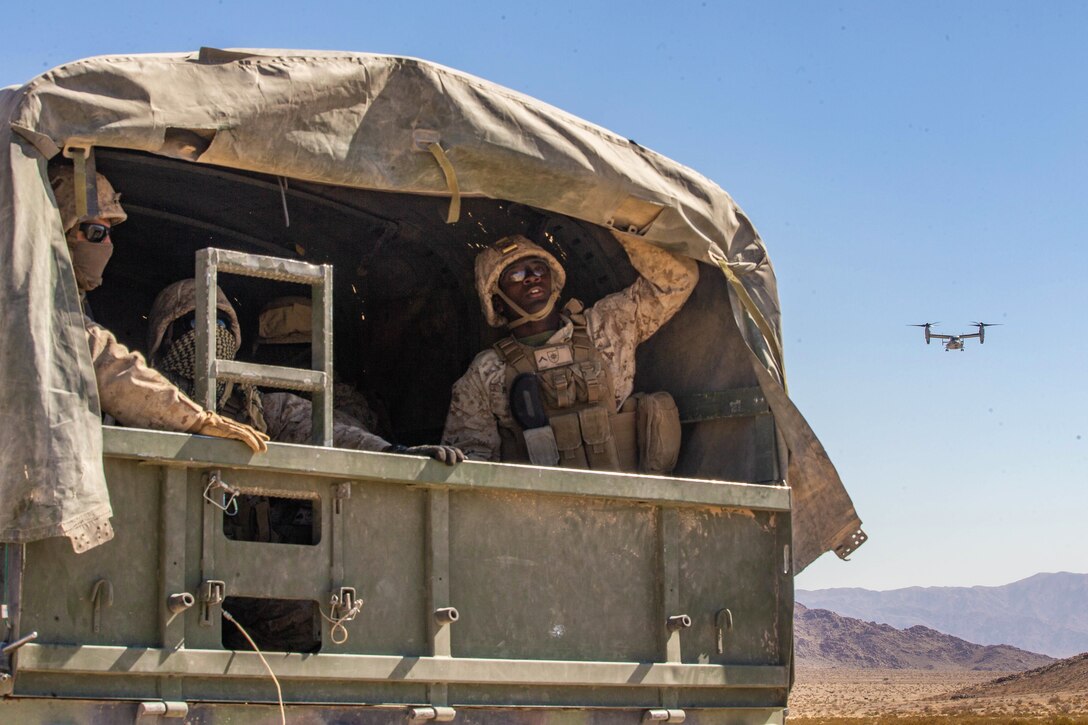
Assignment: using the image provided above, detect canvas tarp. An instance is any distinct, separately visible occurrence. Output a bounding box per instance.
[0,49,864,569]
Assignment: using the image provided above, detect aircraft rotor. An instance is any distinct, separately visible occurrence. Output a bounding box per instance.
[970,321,1001,344]
[909,322,939,344]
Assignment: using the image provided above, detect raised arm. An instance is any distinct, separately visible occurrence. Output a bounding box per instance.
[592,234,699,345]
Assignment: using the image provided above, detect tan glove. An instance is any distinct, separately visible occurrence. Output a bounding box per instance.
[386,444,465,465]
[190,411,270,453]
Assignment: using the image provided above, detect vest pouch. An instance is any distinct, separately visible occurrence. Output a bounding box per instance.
[551,412,588,469]
[613,397,639,472]
[522,425,560,466]
[637,391,681,475]
[578,405,620,472]
[540,368,577,409]
[573,360,605,405]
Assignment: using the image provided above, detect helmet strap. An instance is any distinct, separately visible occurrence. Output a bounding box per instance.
[496,288,560,329]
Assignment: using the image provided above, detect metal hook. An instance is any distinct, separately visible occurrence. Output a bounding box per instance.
[91,578,113,633]
[715,608,734,654]
[203,471,240,515]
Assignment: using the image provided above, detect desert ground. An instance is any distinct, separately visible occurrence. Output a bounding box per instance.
[789,666,1088,721]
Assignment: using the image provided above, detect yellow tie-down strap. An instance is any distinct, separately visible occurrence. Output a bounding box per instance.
[427,141,461,224]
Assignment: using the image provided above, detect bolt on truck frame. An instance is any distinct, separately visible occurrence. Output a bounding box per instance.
[0,49,865,723]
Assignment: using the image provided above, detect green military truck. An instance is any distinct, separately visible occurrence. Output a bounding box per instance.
[0,49,865,723]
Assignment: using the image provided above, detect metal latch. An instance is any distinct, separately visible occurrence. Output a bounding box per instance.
[325,587,364,644]
[330,586,358,618]
[334,481,352,515]
[136,701,188,721]
[199,580,225,627]
[407,705,456,722]
[644,709,685,723]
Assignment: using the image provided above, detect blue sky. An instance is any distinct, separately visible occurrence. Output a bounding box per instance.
[5,1,1086,590]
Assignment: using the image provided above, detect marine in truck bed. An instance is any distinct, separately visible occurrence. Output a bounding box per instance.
[444,233,697,472]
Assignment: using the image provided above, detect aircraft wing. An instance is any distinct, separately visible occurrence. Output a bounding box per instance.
[928,333,954,340]
[960,332,981,340]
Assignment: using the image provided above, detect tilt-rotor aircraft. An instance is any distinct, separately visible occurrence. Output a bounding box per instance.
[912,322,999,351]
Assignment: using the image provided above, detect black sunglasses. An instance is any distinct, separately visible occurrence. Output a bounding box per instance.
[78,222,112,243]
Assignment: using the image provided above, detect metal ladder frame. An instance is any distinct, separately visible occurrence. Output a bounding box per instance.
[194,247,334,446]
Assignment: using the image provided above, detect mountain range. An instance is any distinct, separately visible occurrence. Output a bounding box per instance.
[797,571,1088,658]
[794,603,1054,670]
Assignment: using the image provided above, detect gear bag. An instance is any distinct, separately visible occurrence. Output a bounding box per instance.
[634,391,682,475]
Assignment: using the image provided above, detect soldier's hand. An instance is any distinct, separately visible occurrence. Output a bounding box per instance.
[390,444,465,465]
[193,411,270,453]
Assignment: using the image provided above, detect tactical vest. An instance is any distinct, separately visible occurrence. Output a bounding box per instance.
[494,303,638,472]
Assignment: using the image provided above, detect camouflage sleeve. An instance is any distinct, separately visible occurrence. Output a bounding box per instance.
[441,353,502,462]
[86,319,206,432]
[262,391,391,452]
[594,234,700,345]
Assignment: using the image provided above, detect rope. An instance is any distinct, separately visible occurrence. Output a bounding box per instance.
[278,176,291,228]
[231,486,319,501]
[222,609,286,725]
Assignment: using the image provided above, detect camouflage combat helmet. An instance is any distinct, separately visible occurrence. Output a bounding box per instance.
[49,165,128,233]
[474,235,566,328]
[147,279,242,362]
[256,296,312,345]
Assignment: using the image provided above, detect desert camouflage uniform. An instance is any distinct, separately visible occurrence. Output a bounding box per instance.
[87,318,209,432]
[261,390,390,451]
[331,381,392,439]
[442,236,698,461]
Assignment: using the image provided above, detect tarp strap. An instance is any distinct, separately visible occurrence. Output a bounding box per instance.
[64,144,99,222]
[427,142,461,224]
